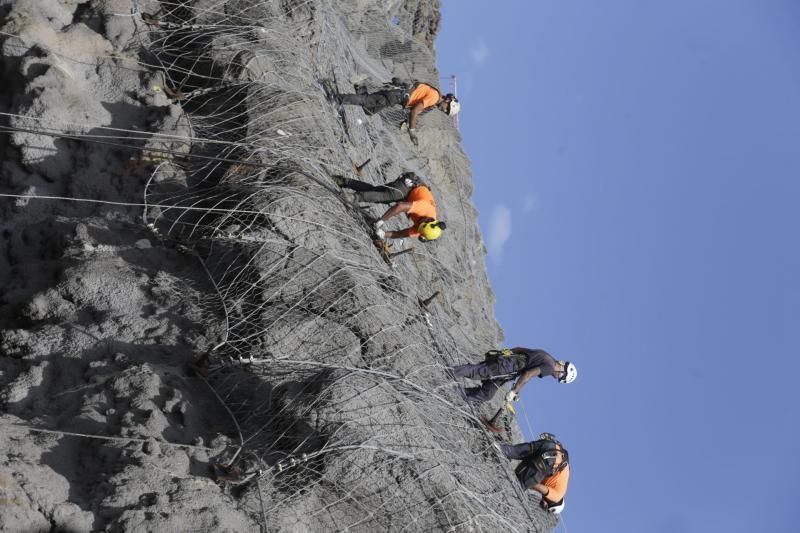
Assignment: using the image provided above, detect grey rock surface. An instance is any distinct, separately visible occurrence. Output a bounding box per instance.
[0,0,557,531]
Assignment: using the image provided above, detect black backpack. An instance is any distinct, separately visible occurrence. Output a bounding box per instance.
[514,438,569,490]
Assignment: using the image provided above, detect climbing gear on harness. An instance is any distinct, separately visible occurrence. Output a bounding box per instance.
[390,77,416,98]
[538,436,569,474]
[485,348,516,359]
[418,220,445,242]
[505,390,519,403]
[559,361,577,384]
[484,348,527,369]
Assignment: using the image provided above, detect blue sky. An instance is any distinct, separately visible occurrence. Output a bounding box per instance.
[435,2,800,532]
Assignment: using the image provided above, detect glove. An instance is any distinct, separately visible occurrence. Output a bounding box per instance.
[408,128,418,146]
[505,391,519,403]
[374,220,386,239]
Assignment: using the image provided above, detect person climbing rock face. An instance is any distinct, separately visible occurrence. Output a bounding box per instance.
[333,172,446,242]
[497,433,570,514]
[333,78,460,146]
[450,348,577,403]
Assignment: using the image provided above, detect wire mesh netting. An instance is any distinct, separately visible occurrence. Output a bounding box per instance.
[0,0,558,531]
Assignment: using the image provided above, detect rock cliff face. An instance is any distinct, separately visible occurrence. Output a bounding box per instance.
[0,1,557,531]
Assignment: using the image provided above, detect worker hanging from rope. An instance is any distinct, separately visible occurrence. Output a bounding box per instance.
[497,432,570,515]
[325,78,460,146]
[450,348,577,403]
[333,171,446,242]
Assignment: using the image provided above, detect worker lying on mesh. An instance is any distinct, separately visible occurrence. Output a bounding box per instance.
[450,348,577,403]
[333,172,446,242]
[333,78,460,145]
[497,432,570,514]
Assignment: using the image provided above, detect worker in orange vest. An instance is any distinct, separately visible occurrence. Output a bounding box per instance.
[334,172,446,241]
[333,79,460,145]
[498,433,570,515]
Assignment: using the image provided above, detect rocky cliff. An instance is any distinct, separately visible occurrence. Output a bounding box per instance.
[0,1,557,531]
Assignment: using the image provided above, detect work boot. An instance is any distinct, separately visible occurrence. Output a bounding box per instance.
[341,190,359,204]
[452,384,468,401]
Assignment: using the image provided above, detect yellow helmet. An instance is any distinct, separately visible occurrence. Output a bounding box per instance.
[418,220,446,241]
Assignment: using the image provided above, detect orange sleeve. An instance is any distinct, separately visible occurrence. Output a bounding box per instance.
[542,464,570,503]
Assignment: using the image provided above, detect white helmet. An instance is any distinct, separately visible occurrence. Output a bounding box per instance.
[558,361,577,384]
[444,94,460,116]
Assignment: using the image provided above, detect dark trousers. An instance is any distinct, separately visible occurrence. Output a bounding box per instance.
[501,442,548,490]
[450,360,517,403]
[338,176,411,204]
[339,89,407,114]
[499,442,534,460]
